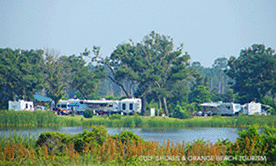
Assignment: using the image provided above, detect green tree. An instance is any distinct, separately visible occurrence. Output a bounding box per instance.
[171,104,189,119]
[188,85,211,104]
[66,54,102,99]
[0,48,44,108]
[226,44,276,104]
[42,50,66,107]
[91,31,192,115]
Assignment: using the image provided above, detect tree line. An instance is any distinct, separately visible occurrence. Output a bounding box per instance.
[1,31,276,116]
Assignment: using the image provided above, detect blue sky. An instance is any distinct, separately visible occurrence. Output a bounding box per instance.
[1,0,275,67]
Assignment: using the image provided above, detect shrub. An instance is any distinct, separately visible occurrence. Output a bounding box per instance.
[83,109,94,118]
[36,131,72,155]
[171,105,190,119]
[112,130,142,144]
[109,113,122,120]
[73,126,109,153]
[133,113,142,127]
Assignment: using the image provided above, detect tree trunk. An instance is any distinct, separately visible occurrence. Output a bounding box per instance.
[163,97,169,116]
[158,96,162,113]
[142,96,146,116]
[273,95,276,113]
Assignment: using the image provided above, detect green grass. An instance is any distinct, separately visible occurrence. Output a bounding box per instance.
[0,110,275,128]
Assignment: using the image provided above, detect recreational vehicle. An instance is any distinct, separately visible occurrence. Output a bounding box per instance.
[241,101,261,115]
[81,99,119,115]
[199,102,241,116]
[8,100,34,111]
[119,98,142,115]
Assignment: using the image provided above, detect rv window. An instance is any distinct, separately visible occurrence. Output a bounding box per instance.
[129,103,133,110]
[122,104,126,110]
[26,104,28,108]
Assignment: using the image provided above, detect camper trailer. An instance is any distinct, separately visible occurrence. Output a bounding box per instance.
[81,99,119,115]
[119,98,142,115]
[199,102,241,116]
[8,100,34,111]
[241,101,261,115]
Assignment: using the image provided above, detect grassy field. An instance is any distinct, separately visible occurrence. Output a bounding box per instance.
[0,110,275,128]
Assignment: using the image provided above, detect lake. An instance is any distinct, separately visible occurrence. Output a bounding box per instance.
[0,127,240,144]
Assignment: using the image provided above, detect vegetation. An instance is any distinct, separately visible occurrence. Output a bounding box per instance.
[226,44,276,105]
[83,109,94,119]
[1,110,275,128]
[1,34,276,119]
[0,125,274,165]
[90,31,193,115]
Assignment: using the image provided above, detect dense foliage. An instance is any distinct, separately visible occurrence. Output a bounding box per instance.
[83,109,94,118]
[0,125,275,165]
[90,31,193,115]
[1,34,276,118]
[0,48,44,108]
[226,44,276,105]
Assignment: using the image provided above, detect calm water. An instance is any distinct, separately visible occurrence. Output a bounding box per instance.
[0,127,239,144]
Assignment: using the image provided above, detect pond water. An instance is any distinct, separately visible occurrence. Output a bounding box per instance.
[0,127,240,144]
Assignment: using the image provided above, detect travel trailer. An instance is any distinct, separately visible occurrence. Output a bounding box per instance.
[54,98,142,115]
[81,99,119,115]
[199,102,241,116]
[241,101,261,115]
[8,100,34,111]
[119,98,142,115]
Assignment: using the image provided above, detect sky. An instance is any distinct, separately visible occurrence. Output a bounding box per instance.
[1,0,276,67]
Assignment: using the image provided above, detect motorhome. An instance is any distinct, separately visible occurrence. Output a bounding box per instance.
[241,101,262,115]
[8,100,34,111]
[81,99,119,115]
[55,98,142,115]
[199,102,241,116]
[119,98,142,115]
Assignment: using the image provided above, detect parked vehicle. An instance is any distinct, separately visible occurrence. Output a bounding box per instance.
[56,100,71,115]
[119,98,141,115]
[199,101,241,116]
[34,105,49,111]
[57,98,142,115]
[8,100,34,111]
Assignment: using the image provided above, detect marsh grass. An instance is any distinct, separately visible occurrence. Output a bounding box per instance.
[0,125,274,165]
[1,110,275,129]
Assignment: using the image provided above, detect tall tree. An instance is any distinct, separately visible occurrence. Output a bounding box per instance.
[0,48,44,108]
[42,50,66,107]
[90,31,192,115]
[67,54,103,99]
[226,44,276,104]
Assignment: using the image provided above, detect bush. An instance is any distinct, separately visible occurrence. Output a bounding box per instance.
[36,131,72,155]
[171,105,190,119]
[133,113,143,127]
[83,109,94,118]
[112,130,142,144]
[109,113,122,120]
[73,126,109,153]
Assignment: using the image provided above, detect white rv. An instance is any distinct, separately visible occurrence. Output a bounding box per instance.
[241,101,261,115]
[8,100,34,111]
[119,98,142,115]
[81,99,119,115]
[199,102,241,116]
